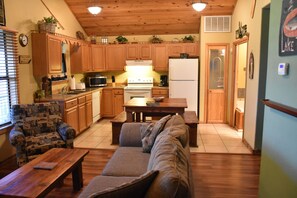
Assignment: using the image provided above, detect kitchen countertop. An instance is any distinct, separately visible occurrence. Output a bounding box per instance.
[37,86,125,102]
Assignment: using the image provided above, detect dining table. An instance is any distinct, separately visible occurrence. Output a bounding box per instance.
[123,98,188,122]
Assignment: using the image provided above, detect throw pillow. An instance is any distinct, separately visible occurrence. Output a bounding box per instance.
[88,170,159,198]
[141,115,172,153]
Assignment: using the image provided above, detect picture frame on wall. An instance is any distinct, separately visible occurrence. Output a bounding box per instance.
[0,0,5,26]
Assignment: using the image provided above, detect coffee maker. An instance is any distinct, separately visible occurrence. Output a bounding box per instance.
[160,75,168,87]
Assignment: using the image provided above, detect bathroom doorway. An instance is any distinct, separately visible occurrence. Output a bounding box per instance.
[230,38,248,130]
[205,44,229,123]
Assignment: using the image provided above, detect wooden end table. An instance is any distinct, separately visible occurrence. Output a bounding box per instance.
[0,148,89,198]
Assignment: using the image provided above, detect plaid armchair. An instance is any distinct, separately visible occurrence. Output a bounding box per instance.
[9,102,76,167]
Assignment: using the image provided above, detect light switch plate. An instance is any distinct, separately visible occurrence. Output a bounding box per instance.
[278,63,289,76]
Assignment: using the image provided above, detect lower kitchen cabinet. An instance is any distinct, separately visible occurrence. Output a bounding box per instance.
[152,87,169,98]
[78,95,87,133]
[101,88,124,117]
[64,98,79,134]
[113,88,124,116]
[86,94,93,127]
[101,89,114,117]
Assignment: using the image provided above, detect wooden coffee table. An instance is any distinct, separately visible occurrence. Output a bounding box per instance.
[0,148,89,198]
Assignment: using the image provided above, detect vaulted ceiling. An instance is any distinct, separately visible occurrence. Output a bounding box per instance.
[64,0,237,36]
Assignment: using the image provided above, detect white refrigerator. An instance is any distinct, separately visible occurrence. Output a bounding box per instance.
[169,58,199,114]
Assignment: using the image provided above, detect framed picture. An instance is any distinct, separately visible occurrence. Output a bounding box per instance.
[249,52,254,79]
[0,0,5,26]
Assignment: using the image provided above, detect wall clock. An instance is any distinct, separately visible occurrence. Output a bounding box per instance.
[19,33,28,47]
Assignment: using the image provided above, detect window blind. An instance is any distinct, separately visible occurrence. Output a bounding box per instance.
[0,27,19,127]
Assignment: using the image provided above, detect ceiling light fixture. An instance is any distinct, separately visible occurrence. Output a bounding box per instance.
[192,1,207,12]
[88,6,102,15]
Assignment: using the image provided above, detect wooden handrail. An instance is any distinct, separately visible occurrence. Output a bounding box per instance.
[262,99,297,118]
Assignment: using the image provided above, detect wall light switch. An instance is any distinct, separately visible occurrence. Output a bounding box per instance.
[278,63,289,76]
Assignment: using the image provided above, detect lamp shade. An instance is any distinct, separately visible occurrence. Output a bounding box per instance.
[88,6,102,15]
[192,2,207,12]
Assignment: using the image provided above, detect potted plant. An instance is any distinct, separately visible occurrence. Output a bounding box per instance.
[37,16,58,34]
[182,35,195,43]
[116,35,128,44]
[150,35,163,43]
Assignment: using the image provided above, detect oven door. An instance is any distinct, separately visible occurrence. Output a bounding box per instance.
[124,89,152,103]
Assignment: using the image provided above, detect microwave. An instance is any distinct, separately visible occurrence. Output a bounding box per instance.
[88,76,107,87]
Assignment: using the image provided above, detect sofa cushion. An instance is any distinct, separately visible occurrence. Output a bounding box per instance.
[146,133,190,198]
[163,115,185,130]
[140,115,171,153]
[102,147,150,177]
[83,170,158,198]
[25,132,65,156]
[161,124,189,148]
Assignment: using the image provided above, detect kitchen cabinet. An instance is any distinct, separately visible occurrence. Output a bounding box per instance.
[105,45,126,71]
[64,98,79,134]
[126,44,151,60]
[113,89,124,116]
[32,33,62,77]
[101,88,124,117]
[167,43,199,57]
[86,94,93,127]
[91,44,106,71]
[101,89,114,117]
[70,42,92,73]
[152,44,168,71]
[152,87,169,98]
[78,95,87,133]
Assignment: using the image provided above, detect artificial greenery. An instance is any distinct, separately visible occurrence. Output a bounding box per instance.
[116,35,128,43]
[150,35,163,43]
[40,16,58,24]
[183,35,194,42]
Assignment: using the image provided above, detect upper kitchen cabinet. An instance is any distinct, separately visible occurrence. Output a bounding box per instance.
[70,42,92,73]
[152,44,168,71]
[167,43,199,57]
[126,44,151,60]
[105,45,126,71]
[32,33,62,77]
[91,44,106,71]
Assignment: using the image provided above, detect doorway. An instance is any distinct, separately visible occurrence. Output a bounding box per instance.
[230,38,249,130]
[205,44,229,123]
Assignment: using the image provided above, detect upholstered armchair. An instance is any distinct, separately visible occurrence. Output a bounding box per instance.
[9,102,76,167]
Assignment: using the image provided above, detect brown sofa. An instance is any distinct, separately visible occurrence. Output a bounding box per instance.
[79,115,194,198]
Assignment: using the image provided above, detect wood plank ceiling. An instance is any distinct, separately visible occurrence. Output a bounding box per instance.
[64,0,237,36]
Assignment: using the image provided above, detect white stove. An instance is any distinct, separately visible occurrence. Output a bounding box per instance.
[124,77,153,102]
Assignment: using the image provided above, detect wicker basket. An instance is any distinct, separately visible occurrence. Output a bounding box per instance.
[38,23,56,34]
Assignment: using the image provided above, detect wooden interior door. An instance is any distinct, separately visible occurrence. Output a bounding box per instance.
[206,45,228,123]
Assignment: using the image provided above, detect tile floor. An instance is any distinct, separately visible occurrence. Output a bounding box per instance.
[74,119,251,154]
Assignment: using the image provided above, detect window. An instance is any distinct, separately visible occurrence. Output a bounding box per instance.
[0,27,19,127]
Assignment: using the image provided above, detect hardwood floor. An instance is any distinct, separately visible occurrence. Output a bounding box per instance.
[0,149,261,198]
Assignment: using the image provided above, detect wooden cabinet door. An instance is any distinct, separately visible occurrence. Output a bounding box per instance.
[86,101,93,127]
[126,45,138,60]
[78,104,87,133]
[91,44,105,71]
[85,94,93,127]
[113,89,124,116]
[139,44,151,59]
[167,44,183,57]
[47,35,62,74]
[101,89,114,117]
[65,107,78,135]
[70,42,83,73]
[184,43,199,56]
[152,44,168,71]
[106,45,126,71]
[82,44,92,72]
